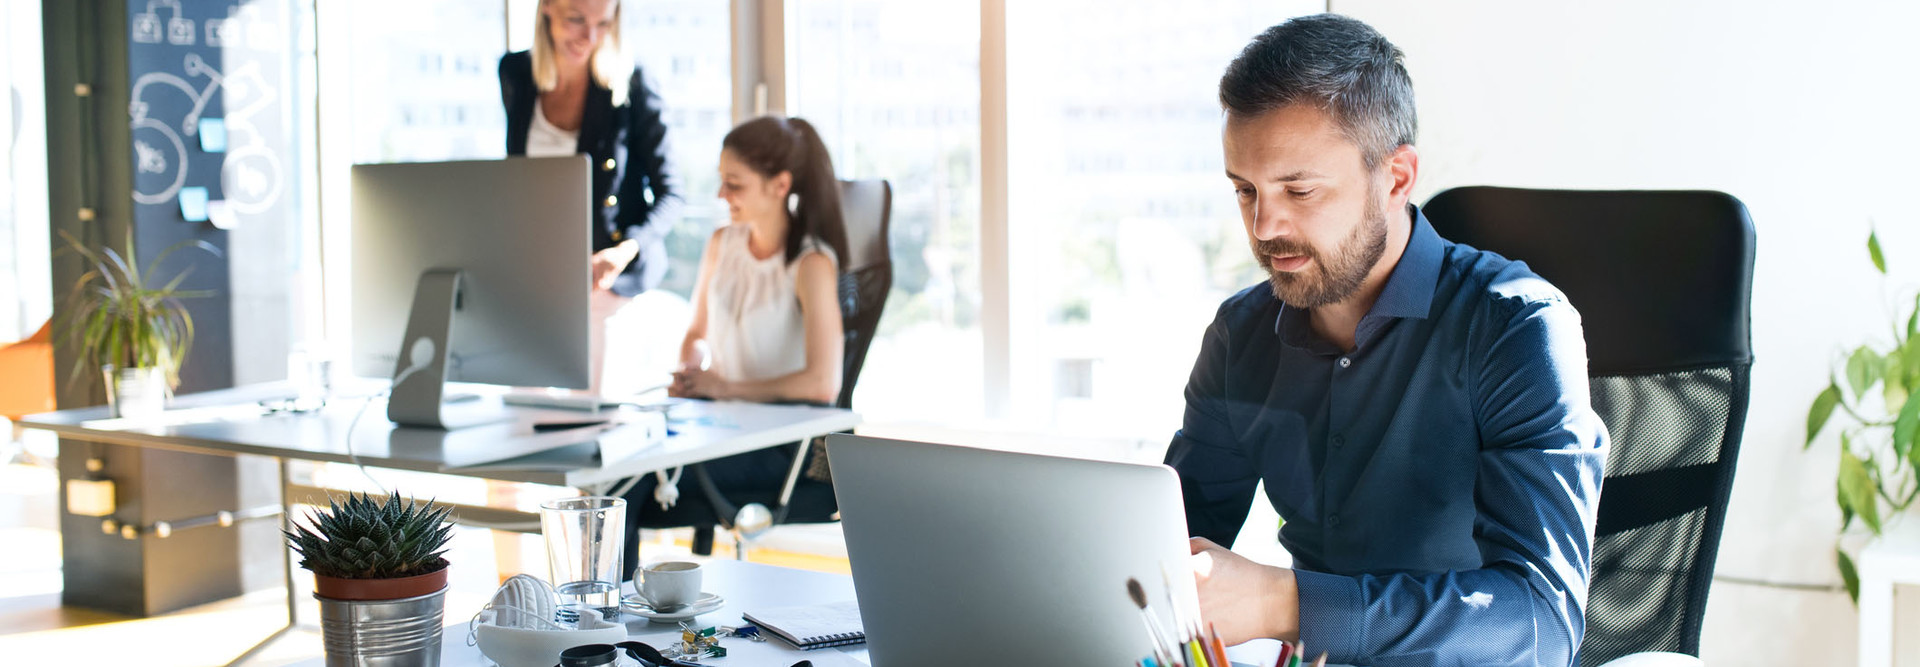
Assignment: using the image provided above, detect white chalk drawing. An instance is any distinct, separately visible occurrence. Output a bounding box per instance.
[132,13,163,43]
[236,3,282,52]
[129,52,283,215]
[206,18,235,47]
[138,0,194,46]
[167,16,195,45]
[134,138,170,174]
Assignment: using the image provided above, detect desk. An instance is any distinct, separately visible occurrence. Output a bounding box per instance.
[296,559,1290,667]
[405,559,869,667]
[18,381,859,666]
[1859,516,1920,667]
[18,382,861,487]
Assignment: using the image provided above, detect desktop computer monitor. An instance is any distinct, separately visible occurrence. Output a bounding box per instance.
[349,156,592,428]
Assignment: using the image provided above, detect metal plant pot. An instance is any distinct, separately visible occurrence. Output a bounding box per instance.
[316,586,447,666]
[103,365,168,418]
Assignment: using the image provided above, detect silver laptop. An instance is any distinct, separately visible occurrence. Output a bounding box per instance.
[828,435,1195,666]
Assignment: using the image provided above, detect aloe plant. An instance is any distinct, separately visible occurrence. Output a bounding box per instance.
[55,229,216,390]
[284,491,454,580]
[1805,228,1920,603]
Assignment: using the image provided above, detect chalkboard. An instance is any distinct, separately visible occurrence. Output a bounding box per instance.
[127,0,291,228]
[121,0,299,392]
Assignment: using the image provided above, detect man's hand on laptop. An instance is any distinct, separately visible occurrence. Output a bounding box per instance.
[1189,537,1300,645]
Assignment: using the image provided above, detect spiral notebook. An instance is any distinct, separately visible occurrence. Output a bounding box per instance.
[742,599,866,650]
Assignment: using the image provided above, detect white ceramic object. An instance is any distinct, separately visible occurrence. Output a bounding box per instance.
[475,607,626,667]
[639,561,702,607]
[621,591,723,623]
[490,574,558,630]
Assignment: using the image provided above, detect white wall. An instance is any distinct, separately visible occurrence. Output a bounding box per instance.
[1336,1,1920,664]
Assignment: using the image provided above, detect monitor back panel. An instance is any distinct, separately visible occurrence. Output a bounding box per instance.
[349,157,591,389]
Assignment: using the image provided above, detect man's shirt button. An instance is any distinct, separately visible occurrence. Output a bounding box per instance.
[1338,357,1352,368]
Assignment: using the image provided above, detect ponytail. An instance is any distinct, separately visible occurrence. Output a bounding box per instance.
[722,116,850,268]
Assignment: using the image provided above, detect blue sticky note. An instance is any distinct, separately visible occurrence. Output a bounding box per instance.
[178,186,209,222]
[197,118,227,153]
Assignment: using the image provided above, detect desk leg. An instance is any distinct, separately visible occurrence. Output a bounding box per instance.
[223,457,300,667]
[1859,557,1893,667]
[280,457,297,626]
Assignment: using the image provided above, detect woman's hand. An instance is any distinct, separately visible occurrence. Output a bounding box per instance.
[669,366,730,399]
[591,240,640,291]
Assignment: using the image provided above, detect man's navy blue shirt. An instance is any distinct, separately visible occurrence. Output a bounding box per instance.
[1165,206,1608,667]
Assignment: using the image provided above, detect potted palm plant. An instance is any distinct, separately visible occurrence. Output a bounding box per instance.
[1805,229,1920,602]
[56,230,215,418]
[284,491,455,666]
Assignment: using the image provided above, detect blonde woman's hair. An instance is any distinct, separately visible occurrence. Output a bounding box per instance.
[531,0,630,105]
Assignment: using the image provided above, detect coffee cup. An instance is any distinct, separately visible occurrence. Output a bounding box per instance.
[639,561,702,608]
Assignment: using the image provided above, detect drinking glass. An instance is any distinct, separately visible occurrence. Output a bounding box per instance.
[539,496,626,622]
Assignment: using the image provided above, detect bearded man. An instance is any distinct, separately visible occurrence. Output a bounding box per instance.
[1165,14,1609,667]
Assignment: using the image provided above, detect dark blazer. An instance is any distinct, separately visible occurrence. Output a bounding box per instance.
[499,50,678,296]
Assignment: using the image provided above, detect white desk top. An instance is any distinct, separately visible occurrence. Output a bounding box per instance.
[18,382,859,487]
[298,559,1290,667]
[302,559,869,667]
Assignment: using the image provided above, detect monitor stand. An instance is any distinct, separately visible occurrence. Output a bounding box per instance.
[387,269,511,429]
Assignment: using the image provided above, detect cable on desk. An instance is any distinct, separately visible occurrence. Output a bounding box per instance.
[344,392,390,495]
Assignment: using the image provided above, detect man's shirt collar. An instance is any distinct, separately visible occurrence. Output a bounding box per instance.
[1274,204,1447,352]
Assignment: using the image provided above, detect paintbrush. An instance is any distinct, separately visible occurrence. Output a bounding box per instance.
[1128,577,1180,667]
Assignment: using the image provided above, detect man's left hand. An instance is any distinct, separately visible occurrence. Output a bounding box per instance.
[1189,536,1300,645]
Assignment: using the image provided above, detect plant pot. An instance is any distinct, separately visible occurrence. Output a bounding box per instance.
[316,586,446,667]
[103,365,169,419]
[314,567,449,601]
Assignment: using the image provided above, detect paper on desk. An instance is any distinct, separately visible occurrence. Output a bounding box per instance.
[80,404,269,430]
[438,412,666,472]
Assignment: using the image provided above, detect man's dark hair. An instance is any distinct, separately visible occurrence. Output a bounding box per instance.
[1220,14,1417,169]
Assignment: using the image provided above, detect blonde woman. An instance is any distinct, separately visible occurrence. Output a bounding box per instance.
[499,0,678,393]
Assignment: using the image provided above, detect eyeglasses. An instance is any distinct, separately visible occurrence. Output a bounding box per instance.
[558,642,815,667]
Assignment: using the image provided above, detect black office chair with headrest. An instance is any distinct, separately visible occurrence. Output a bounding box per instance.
[1423,187,1755,667]
[681,179,892,556]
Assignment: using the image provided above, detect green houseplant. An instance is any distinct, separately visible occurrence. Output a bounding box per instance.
[1805,229,1920,602]
[55,230,215,417]
[284,491,454,665]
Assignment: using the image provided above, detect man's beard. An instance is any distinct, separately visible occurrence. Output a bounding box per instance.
[1253,187,1389,308]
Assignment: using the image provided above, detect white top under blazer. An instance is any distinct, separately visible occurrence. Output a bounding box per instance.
[525,102,579,158]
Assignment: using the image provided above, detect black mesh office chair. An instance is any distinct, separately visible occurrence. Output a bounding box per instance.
[679,179,892,556]
[1423,187,1755,667]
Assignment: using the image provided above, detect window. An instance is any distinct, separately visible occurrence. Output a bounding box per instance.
[789,0,985,421]
[621,0,732,299]
[1002,1,1318,438]
[350,0,506,163]
[0,1,48,342]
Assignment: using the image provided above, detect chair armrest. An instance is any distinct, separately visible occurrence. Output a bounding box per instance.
[1597,652,1705,667]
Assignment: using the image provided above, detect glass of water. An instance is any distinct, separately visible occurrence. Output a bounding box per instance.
[539,496,626,623]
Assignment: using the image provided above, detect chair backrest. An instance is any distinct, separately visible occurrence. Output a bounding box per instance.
[1422,187,1755,666]
[835,179,893,410]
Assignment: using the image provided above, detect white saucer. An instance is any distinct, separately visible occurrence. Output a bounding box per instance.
[621,591,724,623]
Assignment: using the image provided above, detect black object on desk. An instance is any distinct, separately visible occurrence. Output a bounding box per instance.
[532,420,612,433]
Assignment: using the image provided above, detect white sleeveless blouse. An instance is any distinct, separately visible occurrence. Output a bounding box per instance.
[706,224,838,383]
